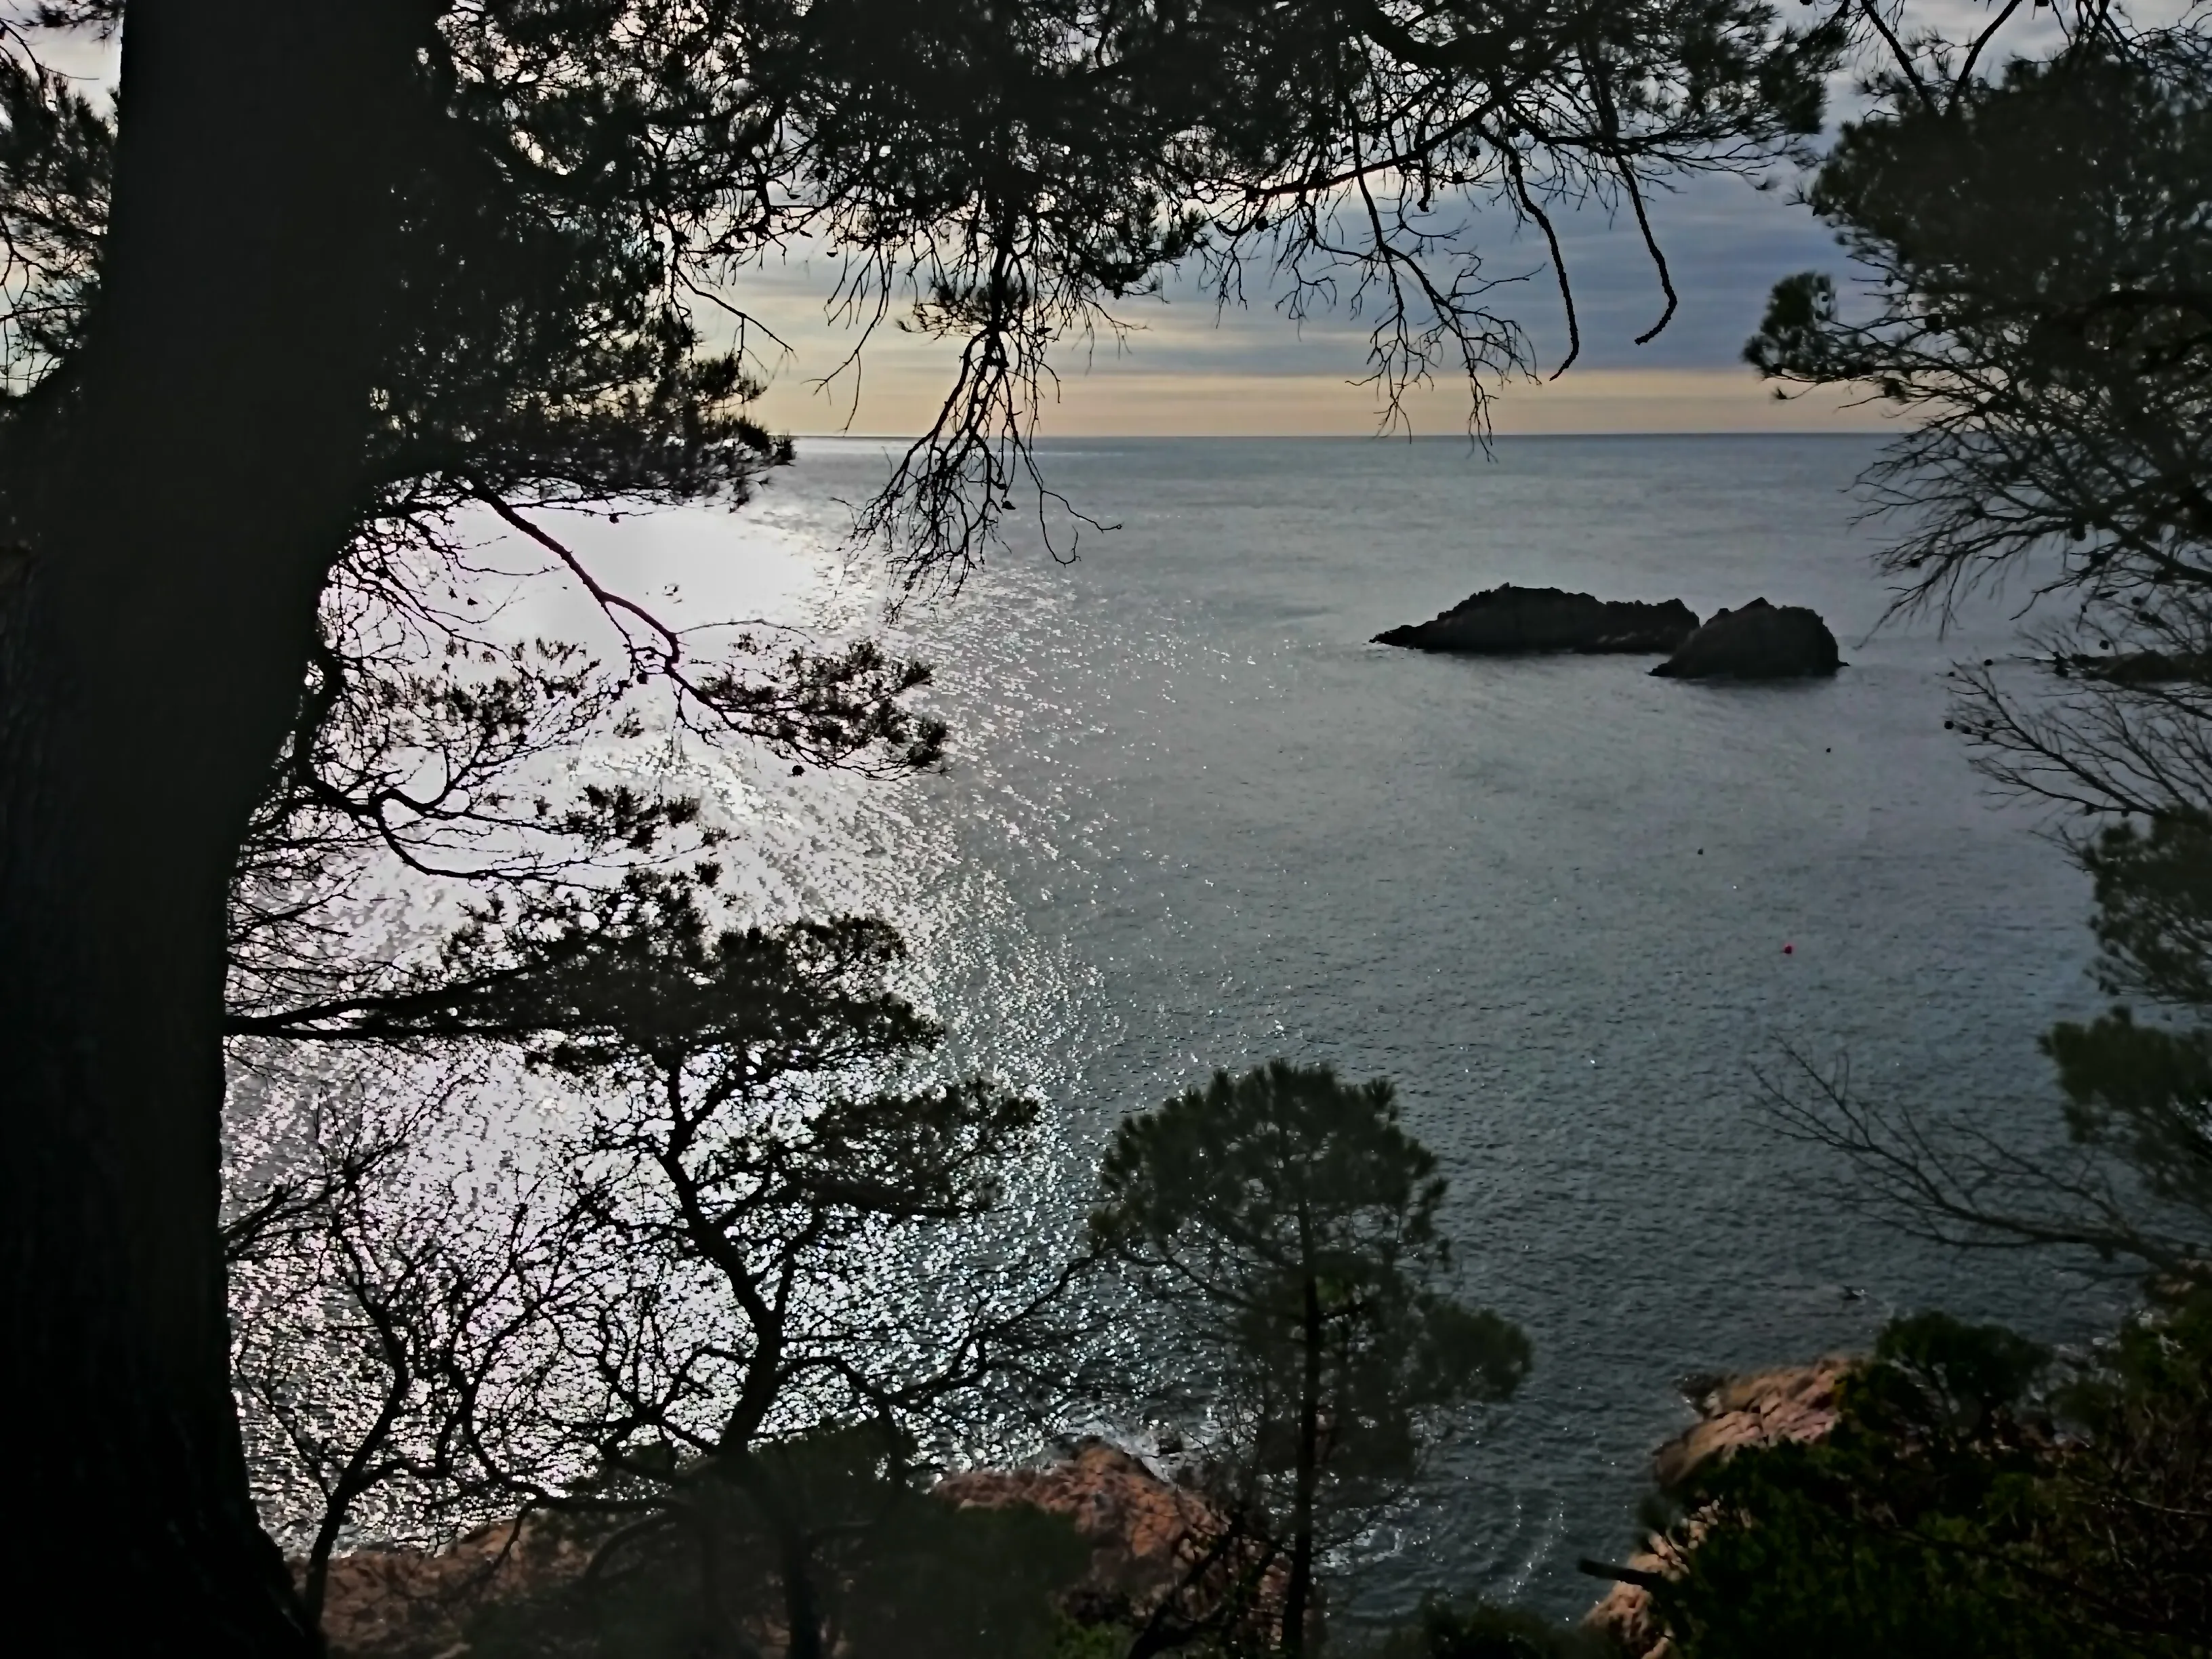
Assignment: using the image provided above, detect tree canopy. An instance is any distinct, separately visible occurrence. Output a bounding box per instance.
[1711,15,2212,1652]
[1746,17,2212,625]
[1093,1061,1530,1656]
[1744,2,2212,1286]
[1644,1302,2212,1658]
[0,0,1849,1650]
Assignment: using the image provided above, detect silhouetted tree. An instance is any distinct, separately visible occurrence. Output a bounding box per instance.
[454,1420,1105,1659]
[1742,6,2212,829]
[1635,14,2212,1649]
[0,5,436,1647]
[1092,1061,1531,1657]
[229,871,1082,1659]
[1736,0,2212,1282]
[0,0,1843,1644]
[1643,1303,2212,1658]
[1747,8,2211,626]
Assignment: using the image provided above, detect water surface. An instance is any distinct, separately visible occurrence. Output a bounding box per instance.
[535,434,2112,1616]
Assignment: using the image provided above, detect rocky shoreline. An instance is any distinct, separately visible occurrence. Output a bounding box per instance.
[312,1441,1271,1659]
[1374,585,1841,680]
[1582,1357,1855,1658]
[310,1361,1853,1658]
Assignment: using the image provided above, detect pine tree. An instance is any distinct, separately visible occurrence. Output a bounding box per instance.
[1092,1060,1530,1654]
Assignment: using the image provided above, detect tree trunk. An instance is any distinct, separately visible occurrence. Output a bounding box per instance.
[1283,1269,1324,1659]
[730,1454,825,1659]
[0,1,421,1651]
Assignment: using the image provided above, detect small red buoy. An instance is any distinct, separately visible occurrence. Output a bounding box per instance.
[1783,943,1795,954]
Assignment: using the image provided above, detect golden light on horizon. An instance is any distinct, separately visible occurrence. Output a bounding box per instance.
[745,339,1892,440]
[722,268,1896,442]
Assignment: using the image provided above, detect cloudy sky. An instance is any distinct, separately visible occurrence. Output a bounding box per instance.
[35,0,2106,436]
[727,0,2099,438]
[733,163,1889,439]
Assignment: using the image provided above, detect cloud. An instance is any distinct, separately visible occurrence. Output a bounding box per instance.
[727,171,1879,436]
[700,0,2188,436]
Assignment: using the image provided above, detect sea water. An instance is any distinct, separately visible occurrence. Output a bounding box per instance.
[475,434,2116,1618]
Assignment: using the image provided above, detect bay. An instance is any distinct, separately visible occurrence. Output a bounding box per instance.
[499,433,2113,1618]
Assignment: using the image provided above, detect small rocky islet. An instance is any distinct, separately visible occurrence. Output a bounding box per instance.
[1374,583,1841,680]
[1372,585,1700,656]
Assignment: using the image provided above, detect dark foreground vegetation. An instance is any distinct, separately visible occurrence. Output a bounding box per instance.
[1652,5,2212,1654]
[0,0,2207,1654]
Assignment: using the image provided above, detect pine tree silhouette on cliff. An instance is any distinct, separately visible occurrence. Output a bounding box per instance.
[0,0,1839,1646]
[1092,1060,1531,1656]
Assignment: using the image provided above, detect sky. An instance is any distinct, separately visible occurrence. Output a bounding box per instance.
[722,0,2099,439]
[23,0,2122,438]
[731,166,1894,440]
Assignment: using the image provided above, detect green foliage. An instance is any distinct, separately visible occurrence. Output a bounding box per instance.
[1092,1059,1531,1486]
[840,1498,1097,1659]
[1742,18,2212,1285]
[465,1423,1101,1659]
[1743,25,2212,619]
[1366,1597,1607,1659]
[1858,1311,2049,1439]
[1649,1306,2211,1658]
[274,867,941,1069]
[2028,811,2212,1252]
[1047,1620,1132,1659]
[1720,29,2212,1659]
[2078,812,2212,1016]
[1094,1061,1528,1654]
[1741,270,1837,381]
[2045,1006,2212,1222]
[0,50,106,386]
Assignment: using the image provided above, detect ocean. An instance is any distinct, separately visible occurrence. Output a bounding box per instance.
[483,433,2115,1620]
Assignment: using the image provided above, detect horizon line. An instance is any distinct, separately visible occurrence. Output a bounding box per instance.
[783,428,1883,443]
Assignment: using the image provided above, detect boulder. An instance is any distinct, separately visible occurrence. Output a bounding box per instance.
[1650,1357,1853,1491]
[1650,598,1840,680]
[1582,1357,1856,1659]
[1374,585,1699,655]
[936,1439,1286,1637]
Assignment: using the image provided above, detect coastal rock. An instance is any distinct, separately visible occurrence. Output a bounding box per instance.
[1374,585,1699,655]
[1650,598,1840,680]
[1582,1357,1855,1659]
[1650,1357,1853,1490]
[313,1441,1277,1658]
[316,1515,588,1659]
[937,1439,1286,1635]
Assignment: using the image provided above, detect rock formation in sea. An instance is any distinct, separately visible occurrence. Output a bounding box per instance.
[1374,585,1700,655]
[1583,1356,1855,1658]
[1650,598,1841,680]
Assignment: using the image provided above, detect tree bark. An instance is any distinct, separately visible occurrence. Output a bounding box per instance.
[0,1,422,1651]
[729,1454,825,1659]
[1283,1267,1324,1658]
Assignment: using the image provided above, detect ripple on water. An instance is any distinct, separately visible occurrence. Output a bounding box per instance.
[384,437,2116,1617]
